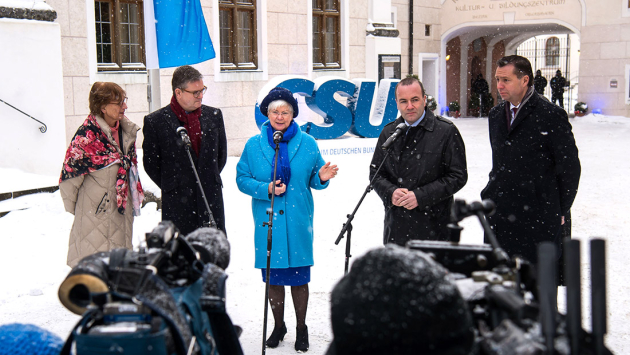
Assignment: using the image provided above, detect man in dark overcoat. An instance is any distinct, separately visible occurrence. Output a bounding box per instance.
[143,65,228,235]
[481,55,580,265]
[370,77,468,246]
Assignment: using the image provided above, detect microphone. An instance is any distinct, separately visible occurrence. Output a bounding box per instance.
[177,126,192,148]
[468,199,496,216]
[381,123,407,150]
[450,199,496,223]
[273,131,283,144]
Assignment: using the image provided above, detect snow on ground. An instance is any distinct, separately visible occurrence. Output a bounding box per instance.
[0,114,628,354]
[0,0,54,11]
[0,167,58,194]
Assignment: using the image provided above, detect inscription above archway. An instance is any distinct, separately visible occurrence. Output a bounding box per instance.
[441,0,581,34]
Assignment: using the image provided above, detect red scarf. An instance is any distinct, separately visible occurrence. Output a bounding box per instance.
[170,95,202,155]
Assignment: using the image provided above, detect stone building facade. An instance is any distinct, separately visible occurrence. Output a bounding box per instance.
[2,0,629,164]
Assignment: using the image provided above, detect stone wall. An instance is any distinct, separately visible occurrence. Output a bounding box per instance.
[578,0,630,117]
[152,0,371,156]
[50,0,629,161]
[47,0,150,146]
[0,18,66,175]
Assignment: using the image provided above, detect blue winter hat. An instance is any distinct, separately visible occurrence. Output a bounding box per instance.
[260,87,299,118]
[0,323,64,355]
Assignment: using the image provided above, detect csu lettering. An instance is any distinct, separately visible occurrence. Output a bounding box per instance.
[255,76,400,139]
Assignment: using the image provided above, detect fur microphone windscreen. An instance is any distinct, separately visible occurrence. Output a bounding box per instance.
[327,245,474,355]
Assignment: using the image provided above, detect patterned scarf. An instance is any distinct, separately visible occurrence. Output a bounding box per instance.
[266,121,298,197]
[170,95,202,155]
[60,115,144,216]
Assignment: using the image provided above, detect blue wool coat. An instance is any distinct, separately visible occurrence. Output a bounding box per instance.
[236,122,329,269]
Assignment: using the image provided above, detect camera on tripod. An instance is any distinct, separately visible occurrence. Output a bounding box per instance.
[57,221,243,355]
[407,199,612,355]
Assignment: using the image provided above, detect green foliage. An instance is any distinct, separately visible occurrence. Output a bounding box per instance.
[468,91,494,116]
[448,101,461,112]
[426,95,437,111]
[574,101,588,114]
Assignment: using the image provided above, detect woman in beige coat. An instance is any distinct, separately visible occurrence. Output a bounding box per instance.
[59,82,143,267]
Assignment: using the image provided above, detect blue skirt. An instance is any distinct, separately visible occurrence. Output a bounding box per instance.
[261,266,311,286]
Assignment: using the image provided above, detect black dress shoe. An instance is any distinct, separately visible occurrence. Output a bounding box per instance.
[295,325,309,352]
[234,325,243,338]
[266,322,287,348]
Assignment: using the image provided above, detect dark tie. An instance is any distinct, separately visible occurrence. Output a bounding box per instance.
[508,107,517,130]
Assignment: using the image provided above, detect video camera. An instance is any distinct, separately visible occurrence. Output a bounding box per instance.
[57,221,243,355]
[407,199,612,355]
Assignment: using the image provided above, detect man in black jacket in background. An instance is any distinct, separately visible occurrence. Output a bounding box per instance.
[370,77,468,246]
[550,69,568,107]
[482,56,580,265]
[534,69,547,95]
[143,65,228,235]
[473,73,490,116]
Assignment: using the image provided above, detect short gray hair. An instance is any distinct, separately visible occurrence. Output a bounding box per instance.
[172,65,203,92]
[267,100,293,114]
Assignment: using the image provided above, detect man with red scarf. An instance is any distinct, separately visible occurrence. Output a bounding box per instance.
[143,65,228,235]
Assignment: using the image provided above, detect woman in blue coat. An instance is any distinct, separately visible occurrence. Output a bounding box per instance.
[236,87,338,352]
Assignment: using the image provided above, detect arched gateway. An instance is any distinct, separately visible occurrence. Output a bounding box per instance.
[436,0,585,116]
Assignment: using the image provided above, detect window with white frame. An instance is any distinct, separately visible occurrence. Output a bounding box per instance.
[95,0,145,71]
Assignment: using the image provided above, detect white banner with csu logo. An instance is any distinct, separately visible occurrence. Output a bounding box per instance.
[317,137,378,157]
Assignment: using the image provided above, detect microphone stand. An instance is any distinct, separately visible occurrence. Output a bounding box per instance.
[475,209,509,265]
[180,133,217,228]
[261,139,281,355]
[335,148,392,275]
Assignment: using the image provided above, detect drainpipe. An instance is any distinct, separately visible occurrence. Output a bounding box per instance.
[565,34,571,113]
[409,0,413,75]
[147,69,161,113]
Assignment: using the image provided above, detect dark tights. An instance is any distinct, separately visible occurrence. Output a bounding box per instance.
[268,284,309,331]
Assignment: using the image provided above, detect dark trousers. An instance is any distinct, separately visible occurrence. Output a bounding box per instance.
[557,211,572,286]
[479,93,486,117]
[551,94,564,108]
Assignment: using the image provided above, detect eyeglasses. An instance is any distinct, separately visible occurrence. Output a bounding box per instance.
[110,97,128,106]
[181,86,208,98]
[269,110,292,118]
